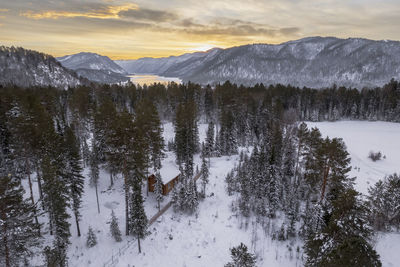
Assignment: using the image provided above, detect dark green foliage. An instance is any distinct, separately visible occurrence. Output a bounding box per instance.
[110,210,122,242]
[305,189,380,267]
[368,173,400,231]
[64,125,84,237]
[129,183,148,253]
[86,226,97,248]
[225,243,256,267]
[0,155,40,267]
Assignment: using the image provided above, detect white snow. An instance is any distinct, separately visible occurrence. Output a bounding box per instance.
[305,121,400,194]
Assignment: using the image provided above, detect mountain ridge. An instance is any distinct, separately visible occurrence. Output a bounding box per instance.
[115,36,400,88]
[57,52,129,84]
[0,46,83,89]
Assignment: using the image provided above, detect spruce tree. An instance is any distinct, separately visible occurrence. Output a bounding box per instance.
[64,126,85,237]
[154,171,164,211]
[200,152,210,197]
[0,154,40,267]
[204,121,215,158]
[129,183,148,253]
[41,155,71,266]
[225,243,256,267]
[110,210,122,242]
[305,189,381,267]
[86,226,97,248]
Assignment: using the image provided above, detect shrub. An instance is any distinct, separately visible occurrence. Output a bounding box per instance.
[368,151,382,162]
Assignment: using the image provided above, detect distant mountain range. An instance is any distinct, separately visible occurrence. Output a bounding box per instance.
[116,37,400,88]
[0,46,83,89]
[2,37,400,89]
[57,52,129,84]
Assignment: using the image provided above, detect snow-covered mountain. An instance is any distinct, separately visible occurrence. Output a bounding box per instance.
[57,52,127,74]
[0,46,82,89]
[116,37,400,88]
[57,52,129,84]
[115,48,222,74]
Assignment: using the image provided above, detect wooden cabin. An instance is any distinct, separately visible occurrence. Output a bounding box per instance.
[148,174,180,195]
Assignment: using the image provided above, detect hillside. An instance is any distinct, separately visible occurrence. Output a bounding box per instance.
[0,46,82,89]
[57,52,129,84]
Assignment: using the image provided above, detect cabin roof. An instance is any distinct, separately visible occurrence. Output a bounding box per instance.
[159,151,180,184]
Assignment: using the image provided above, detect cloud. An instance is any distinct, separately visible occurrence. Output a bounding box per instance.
[20,3,138,19]
[174,18,300,38]
[118,8,178,22]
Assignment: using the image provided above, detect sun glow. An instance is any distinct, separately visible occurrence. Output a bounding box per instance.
[191,44,218,52]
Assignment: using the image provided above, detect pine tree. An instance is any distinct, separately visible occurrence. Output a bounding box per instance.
[86,226,97,248]
[204,121,215,157]
[225,243,256,267]
[129,183,149,253]
[305,189,381,267]
[200,152,210,197]
[0,154,40,267]
[41,155,71,266]
[110,210,122,242]
[154,171,164,211]
[64,126,85,237]
[89,147,100,214]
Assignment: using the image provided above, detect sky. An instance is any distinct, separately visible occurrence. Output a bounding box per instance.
[0,0,399,59]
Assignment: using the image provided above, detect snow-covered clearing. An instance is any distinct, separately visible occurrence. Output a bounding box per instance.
[306,121,400,194]
[26,120,399,266]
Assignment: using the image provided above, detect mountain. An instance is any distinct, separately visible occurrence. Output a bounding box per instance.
[57,52,129,84]
[116,37,400,88]
[0,46,82,89]
[115,48,222,74]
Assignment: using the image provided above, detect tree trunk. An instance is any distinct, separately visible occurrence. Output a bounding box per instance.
[26,157,40,235]
[36,166,43,200]
[95,183,100,214]
[75,212,81,237]
[110,172,113,187]
[124,160,129,236]
[137,236,141,253]
[49,212,53,235]
[320,161,330,202]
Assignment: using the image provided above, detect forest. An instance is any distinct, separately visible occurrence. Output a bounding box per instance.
[1,79,400,266]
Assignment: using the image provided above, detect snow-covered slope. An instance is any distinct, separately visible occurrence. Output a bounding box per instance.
[57,52,129,84]
[57,52,127,74]
[0,46,82,89]
[116,37,400,88]
[115,48,221,75]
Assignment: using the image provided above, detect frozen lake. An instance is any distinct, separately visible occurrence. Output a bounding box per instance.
[128,74,181,86]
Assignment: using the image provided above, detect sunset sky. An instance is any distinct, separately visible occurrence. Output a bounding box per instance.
[1,0,399,59]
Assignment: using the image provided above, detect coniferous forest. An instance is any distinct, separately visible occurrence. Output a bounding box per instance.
[1,80,400,266]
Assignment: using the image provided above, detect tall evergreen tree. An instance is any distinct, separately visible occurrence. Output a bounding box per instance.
[0,154,40,267]
[64,126,84,237]
[110,210,122,242]
[129,182,148,253]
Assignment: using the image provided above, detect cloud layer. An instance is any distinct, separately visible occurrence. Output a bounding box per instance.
[1,0,399,59]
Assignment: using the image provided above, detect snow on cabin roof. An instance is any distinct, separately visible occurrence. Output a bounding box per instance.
[159,151,180,184]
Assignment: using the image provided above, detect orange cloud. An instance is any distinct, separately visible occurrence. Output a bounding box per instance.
[21,3,138,20]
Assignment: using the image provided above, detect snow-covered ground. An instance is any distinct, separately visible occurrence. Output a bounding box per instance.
[306,121,400,194]
[26,120,399,266]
